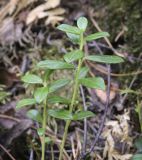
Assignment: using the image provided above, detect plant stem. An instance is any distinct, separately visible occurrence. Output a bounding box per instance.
[59,120,71,160]
[70,59,83,112]
[59,33,84,160]
[41,101,47,160]
[51,144,54,160]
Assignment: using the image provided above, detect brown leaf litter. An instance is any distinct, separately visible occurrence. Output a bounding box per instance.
[103,111,132,160]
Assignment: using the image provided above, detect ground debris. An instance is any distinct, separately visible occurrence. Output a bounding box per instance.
[103,111,132,160]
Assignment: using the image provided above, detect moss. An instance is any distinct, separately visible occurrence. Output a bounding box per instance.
[92,0,142,54]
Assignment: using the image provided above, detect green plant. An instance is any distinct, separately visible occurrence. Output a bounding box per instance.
[0,85,10,103]
[16,17,124,160]
[132,137,142,160]
[135,100,142,132]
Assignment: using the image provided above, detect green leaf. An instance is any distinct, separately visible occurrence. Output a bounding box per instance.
[22,74,43,84]
[37,130,52,143]
[37,128,45,136]
[85,32,109,41]
[120,89,138,95]
[77,17,88,31]
[27,109,42,123]
[37,60,74,70]
[0,91,9,102]
[78,67,89,79]
[134,137,142,153]
[49,79,70,93]
[73,111,95,120]
[64,50,84,63]
[57,24,81,34]
[66,33,80,44]
[85,55,124,64]
[48,109,73,120]
[43,69,54,82]
[47,96,71,104]
[34,87,48,103]
[16,98,36,109]
[79,77,105,90]
[132,154,142,160]
[45,137,52,144]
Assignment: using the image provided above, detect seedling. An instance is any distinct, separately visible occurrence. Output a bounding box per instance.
[16,17,124,160]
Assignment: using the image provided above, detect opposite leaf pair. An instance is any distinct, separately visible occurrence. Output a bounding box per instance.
[16,16,124,160]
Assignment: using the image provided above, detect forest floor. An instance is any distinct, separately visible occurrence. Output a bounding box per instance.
[0,0,142,160]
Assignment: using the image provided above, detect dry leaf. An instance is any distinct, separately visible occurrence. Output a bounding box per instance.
[95,89,116,104]
[44,0,61,9]
[26,0,64,25]
[0,18,15,45]
[102,111,132,160]
[0,0,37,23]
[0,18,24,45]
[45,8,65,25]
[8,0,19,15]
[0,0,19,22]
[45,8,65,16]
[93,82,118,104]
[0,17,34,46]
[45,15,64,25]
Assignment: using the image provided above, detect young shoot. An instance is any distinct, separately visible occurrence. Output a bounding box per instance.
[16,16,124,160]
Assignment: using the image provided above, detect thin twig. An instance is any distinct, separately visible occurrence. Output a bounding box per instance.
[90,64,111,151]
[88,13,125,58]
[86,41,142,77]
[80,86,87,154]
[90,42,142,62]
[83,65,111,159]
[0,114,20,122]
[87,121,97,134]
[87,60,142,77]
[81,36,111,159]
[0,144,16,160]
[46,149,72,153]
[20,55,29,74]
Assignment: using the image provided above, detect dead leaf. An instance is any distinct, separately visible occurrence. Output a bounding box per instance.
[0,18,14,45]
[0,17,35,46]
[102,111,132,160]
[44,0,61,9]
[94,82,118,104]
[95,88,116,104]
[45,15,64,25]
[0,17,24,46]
[26,0,64,25]
[0,0,37,23]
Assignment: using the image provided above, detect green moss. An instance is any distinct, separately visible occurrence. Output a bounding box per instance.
[92,0,142,54]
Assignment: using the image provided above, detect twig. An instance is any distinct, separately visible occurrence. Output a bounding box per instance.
[20,55,29,74]
[80,86,87,155]
[90,65,111,150]
[80,36,111,159]
[83,65,111,158]
[87,121,97,134]
[0,114,20,122]
[0,144,16,160]
[90,42,142,63]
[46,149,72,153]
[87,60,142,77]
[88,13,125,58]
